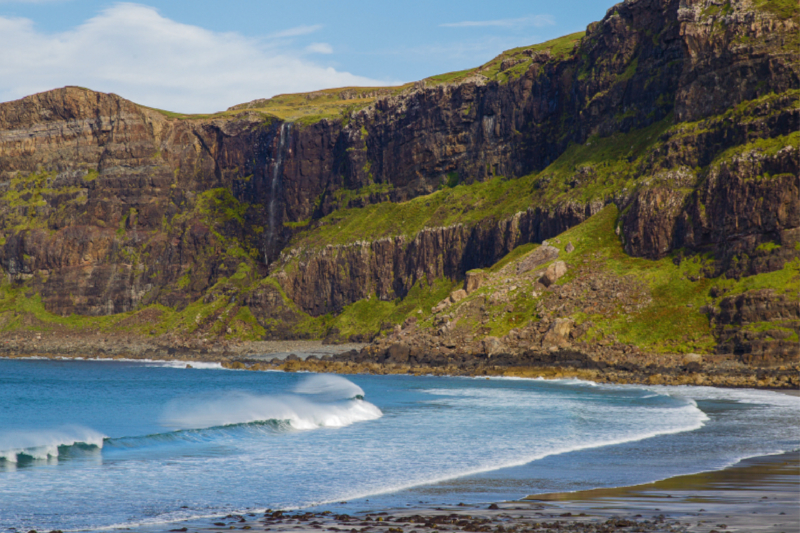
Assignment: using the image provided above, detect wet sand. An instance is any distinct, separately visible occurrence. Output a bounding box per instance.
[160,452,798,533]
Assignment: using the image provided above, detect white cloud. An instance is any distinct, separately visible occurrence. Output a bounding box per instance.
[0,4,391,113]
[269,24,323,39]
[306,42,333,54]
[440,15,555,28]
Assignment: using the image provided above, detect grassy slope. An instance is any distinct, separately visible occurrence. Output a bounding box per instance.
[272,90,799,349]
[283,117,673,249]
[289,205,798,352]
[549,207,798,352]
[425,32,585,86]
[284,89,799,253]
[140,32,586,125]
[142,86,408,124]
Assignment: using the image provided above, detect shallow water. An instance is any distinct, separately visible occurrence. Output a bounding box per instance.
[0,359,797,532]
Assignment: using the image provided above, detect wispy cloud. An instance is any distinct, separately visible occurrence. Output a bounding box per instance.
[0,5,390,113]
[440,15,554,28]
[269,24,323,39]
[306,42,333,54]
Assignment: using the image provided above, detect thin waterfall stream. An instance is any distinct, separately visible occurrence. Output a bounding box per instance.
[266,123,289,264]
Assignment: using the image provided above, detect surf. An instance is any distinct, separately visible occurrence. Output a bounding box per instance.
[0,426,106,463]
[161,374,381,431]
[0,375,382,464]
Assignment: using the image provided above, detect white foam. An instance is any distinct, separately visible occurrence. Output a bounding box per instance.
[162,376,381,431]
[0,426,106,463]
[475,375,600,387]
[293,374,366,399]
[305,401,709,508]
[14,356,226,369]
[648,384,800,407]
[143,360,225,370]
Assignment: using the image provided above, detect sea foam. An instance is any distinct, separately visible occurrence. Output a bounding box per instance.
[161,375,381,431]
[0,426,106,462]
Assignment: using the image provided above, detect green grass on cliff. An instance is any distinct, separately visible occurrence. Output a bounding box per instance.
[0,170,88,233]
[143,33,585,125]
[0,276,271,343]
[425,32,585,86]
[292,277,459,340]
[712,131,800,173]
[284,116,674,251]
[551,207,718,353]
[143,86,411,125]
[755,0,800,19]
[400,206,799,354]
[527,207,796,353]
[284,90,799,258]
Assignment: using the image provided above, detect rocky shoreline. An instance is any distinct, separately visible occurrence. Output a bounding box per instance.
[2,334,797,390]
[234,346,800,390]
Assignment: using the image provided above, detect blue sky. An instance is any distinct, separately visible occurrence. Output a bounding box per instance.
[0,0,614,113]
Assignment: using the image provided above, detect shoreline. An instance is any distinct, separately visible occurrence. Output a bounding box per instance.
[3,347,798,390]
[155,451,799,533]
[7,352,800,395]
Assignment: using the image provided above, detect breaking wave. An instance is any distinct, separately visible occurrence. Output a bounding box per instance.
[161,374,380,431]
[0,427,106,463]
[1,376,381,462]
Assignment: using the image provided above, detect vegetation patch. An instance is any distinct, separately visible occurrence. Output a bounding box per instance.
[293,277,458,341]
[425,32,585,87]
[544,207,798,353]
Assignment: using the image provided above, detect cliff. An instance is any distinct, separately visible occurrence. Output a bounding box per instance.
[0,0,797,375]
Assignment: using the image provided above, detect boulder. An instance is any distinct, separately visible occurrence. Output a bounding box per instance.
[449,289,468,303]
[540,261,568,287]
[516,245,559,275]
[431,300,451,313]
[464,270,486,293]
[542,318,574,347]
[385,343,411,364]
[565,242,575,253]
[482,336,504,357]
[682,353,703,365]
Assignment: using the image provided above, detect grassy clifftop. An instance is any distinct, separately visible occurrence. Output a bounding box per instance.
[140,32,587,125]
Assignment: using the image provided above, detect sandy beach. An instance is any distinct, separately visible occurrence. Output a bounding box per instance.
[158,452,799,533]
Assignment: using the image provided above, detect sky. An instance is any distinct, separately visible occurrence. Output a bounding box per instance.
[0,0,615,113]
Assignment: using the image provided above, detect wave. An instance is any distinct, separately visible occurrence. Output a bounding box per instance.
[0,426,106,463]
[161,392,381,431]
[2,376,380,462]
[160,374,380,431]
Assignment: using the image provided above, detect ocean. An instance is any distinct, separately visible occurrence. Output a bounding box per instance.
[0,358,797,532]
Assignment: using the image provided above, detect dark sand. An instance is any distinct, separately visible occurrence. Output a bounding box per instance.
[163,452,798,533]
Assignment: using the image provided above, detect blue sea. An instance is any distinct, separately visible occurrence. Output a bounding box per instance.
[0,358,798,532]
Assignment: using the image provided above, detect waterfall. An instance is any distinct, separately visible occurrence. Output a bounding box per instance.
[265,123,289,264]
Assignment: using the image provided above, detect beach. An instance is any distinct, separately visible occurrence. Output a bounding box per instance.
[182,452,799,533]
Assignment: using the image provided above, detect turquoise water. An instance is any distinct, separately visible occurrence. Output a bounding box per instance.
[0,358,797,532]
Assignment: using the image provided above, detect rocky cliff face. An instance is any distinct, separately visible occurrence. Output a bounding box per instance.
[0,0,796,362]
[276,0,798,314]
[0,88,290,314]
[277,202,603,316]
